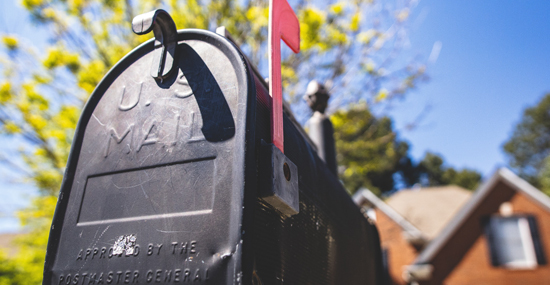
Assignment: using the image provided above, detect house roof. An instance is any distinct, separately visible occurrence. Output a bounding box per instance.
[414,167,550,265]
[353,189,425,241]
[385,185,472,241]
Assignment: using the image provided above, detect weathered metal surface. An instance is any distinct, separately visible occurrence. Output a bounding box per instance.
[43,10,384,285]
[44,27,251,284]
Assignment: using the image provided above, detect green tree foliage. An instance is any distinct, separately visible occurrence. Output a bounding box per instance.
[417,152,482,190]
[0,0,426,282]
[537,157,550,196]
[332,105,409,195]
[0,251,22,285]
[503,93,550,194]
[332,107,481,195]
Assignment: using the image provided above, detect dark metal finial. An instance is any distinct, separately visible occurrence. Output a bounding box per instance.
[303,80,330,114]
[304,80,337,176]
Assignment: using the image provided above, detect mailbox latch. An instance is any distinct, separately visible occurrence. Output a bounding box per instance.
[132,9,178,80]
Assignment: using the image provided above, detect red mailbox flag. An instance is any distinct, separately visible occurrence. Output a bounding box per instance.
[269,0,300,153]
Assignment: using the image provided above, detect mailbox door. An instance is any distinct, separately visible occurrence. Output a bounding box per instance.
[44,30,257,285]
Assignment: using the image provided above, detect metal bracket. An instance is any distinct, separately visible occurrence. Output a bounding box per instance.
[259,141,299,217]
[132,9,178,80]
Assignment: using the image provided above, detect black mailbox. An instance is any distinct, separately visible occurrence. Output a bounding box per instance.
[43,10,384,285]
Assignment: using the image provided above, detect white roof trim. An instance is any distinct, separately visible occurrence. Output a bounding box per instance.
[498,168,550,212]
[353,188,425,239]
[415,167,550,264]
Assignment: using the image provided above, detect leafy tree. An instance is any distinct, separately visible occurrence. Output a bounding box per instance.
[0,251,22,285]
[332,107,481,195]
[417,151,481,190]
[0,0,426,282]
[537,156,550,196]
[417,151,444,185]
[396,155,422,188]
[332,104,410,195]
[503,93,550,192]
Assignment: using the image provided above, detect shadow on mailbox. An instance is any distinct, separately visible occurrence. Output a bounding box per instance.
[178,43,235,142]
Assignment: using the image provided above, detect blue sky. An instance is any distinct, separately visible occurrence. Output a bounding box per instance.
[1,0,550,232]
[0,1,41,232]
[390,0,550,176]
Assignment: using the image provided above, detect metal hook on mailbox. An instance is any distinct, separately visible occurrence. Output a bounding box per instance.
[132,9,178,80]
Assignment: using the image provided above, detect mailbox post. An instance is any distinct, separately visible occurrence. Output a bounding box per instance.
[43,7,384,285]
[304,80,338,176]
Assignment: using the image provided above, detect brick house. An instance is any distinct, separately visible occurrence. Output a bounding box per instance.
[355,168,550,285]
[354,185,472,284]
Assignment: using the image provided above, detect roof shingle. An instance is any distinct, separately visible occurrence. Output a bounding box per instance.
[385,185,472,241]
